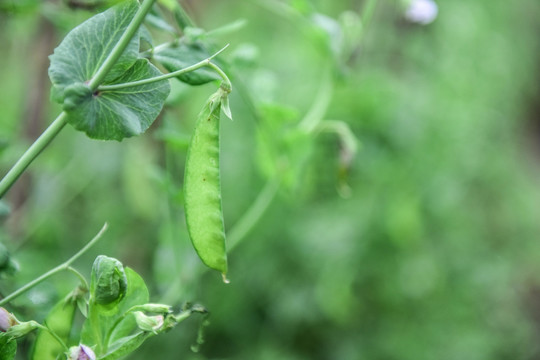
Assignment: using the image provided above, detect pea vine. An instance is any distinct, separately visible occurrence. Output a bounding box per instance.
[0,0,232,358]
[0,0,372,358]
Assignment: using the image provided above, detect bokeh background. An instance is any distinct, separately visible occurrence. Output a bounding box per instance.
[1,0,540,359]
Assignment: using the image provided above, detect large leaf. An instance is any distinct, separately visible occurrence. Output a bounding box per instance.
[152,42,220,85]
[81,263,149,356]
[64,59,170,140]
[49,0,140,100]
[48,0,170,141]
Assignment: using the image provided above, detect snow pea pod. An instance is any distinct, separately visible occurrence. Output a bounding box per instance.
[184,89,228,278]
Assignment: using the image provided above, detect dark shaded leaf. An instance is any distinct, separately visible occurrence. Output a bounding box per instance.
[153,43,220,85]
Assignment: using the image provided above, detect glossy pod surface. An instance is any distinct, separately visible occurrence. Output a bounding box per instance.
[184,90,228,276]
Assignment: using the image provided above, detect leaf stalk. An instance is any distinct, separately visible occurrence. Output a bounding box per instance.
[0,112,68,199]
[98,45,230,92]
[88,0,157,90]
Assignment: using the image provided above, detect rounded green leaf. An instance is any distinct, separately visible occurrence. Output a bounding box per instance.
[48,0,140,101]
[64,59,170,141]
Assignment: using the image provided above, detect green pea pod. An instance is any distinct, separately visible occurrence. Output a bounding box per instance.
[30,294,77,360]
[184,89,229,277]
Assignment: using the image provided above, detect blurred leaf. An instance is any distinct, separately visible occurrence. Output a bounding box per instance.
[153,43,221,85]
[256,103,314,191]
[0,335,16,360]
[139,24,154,48]
[146,4,176,34]
[310,13,343,58]
[122,139,160,220]
[0,242,18,278]
[31,294,77,360]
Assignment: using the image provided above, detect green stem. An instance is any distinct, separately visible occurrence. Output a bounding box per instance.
[172,309,193,323]
[98,45,230,92]
[298,65,333,133]
[0,112,68,199]
[172,2,195,30]
[360,0,379,35]
[204,19,248,38]
[140,40,178,58]
[0,223,108,306]
[159,179,279,303]
[67,266,90,290]
[315,120,359,155]
[36,323,69,352]
[88,0,156,90]
[227,178,280,252]
[207,61,232,92]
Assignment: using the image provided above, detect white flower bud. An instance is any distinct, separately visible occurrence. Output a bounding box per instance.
[133,311,164,334]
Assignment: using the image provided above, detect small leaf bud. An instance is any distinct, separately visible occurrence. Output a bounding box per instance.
[91,255,127,305]
[6,320,39,338]
[133,311,164,334]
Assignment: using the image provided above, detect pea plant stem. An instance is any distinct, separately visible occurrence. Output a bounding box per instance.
[0,223,108,306]
[298,65,333,133]
[97,45,230,92]
[0,112,68,199]
[67,266,90,290]
[361,0,379,35]
[207,61,232,91]
[88,0,156,90]
[227,178,280,252]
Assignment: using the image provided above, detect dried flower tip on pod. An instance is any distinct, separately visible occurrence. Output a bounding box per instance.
[68,344,96,360]
[0,307,18,332]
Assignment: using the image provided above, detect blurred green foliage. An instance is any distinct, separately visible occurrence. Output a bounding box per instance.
[1,0,540,359]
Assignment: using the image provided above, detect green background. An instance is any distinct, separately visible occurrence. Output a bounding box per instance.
[1,0,540,359]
